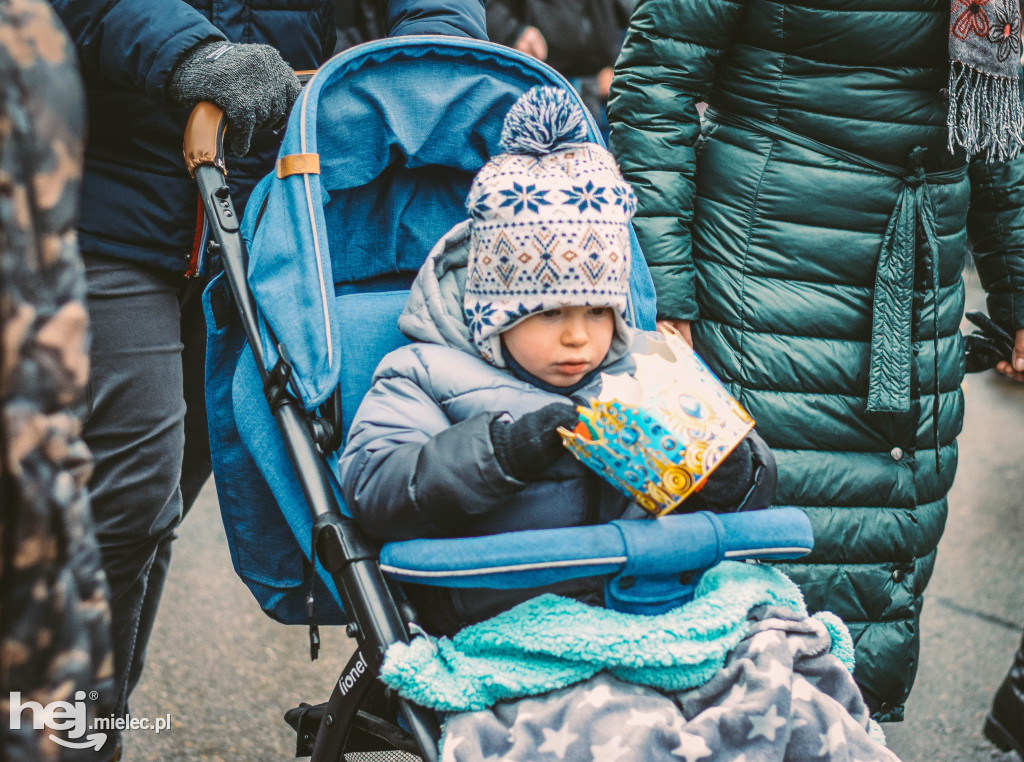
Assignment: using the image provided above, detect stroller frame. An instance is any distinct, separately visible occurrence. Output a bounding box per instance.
[186,103,440,761]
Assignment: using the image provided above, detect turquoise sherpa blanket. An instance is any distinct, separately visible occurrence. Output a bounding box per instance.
[381,561,854,712]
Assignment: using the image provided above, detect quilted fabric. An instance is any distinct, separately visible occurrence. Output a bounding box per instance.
[608,0,1024,721]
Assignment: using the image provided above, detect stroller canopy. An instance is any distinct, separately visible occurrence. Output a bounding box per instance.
[242,36,657,409]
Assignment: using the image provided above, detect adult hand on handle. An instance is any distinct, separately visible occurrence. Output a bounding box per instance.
[995,328,1024,382]
[170,41,301,157]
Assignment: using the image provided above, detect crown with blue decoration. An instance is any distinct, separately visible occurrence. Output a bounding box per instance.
[464,86,636,366]
[560,331,755,516]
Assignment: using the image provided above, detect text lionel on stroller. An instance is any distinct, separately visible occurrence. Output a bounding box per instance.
[188,37,816,761]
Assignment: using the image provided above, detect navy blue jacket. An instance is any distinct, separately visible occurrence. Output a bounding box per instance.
[50,0,486,273]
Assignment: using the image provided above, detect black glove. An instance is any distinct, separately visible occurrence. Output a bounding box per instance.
[490,403,579,482]
[687,429,777,513]
[169,40,301,156]
[964,310,1015,373]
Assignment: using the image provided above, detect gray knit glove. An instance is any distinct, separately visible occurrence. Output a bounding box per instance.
[169,40,301,156]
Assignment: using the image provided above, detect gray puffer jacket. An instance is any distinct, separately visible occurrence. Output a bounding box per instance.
[340,222,642,533]
[338,221,773,633]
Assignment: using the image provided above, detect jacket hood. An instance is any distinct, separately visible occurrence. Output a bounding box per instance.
[398,220,477,353]
[400,219,634,366]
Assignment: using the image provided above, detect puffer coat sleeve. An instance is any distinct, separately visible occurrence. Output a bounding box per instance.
[49,0,225,103]
[607,0,749,321]
[339,352,525,542]
[50,0,486,105]
[967,157,1024,332]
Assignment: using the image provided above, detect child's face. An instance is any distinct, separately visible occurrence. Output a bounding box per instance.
[501,306,615,387]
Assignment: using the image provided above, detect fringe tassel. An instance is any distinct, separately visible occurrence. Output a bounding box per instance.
[947,60,1024,163]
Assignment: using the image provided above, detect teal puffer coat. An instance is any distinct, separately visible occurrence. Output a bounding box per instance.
[608,0,1024,721]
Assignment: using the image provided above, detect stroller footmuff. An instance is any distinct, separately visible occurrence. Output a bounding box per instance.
[379,561,897,762]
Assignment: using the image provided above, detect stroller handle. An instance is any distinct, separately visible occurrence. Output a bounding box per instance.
[379,507,814,590]
[183,101,227,178]
[182,72,319,178]
[184,101,227,178]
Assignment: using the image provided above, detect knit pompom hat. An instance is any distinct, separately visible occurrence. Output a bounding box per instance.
[464,86,637,366]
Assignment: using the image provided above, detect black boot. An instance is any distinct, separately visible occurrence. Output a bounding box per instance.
[985,632,1024,758]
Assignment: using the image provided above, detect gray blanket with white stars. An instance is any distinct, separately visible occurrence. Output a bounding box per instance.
[439,607,900,762]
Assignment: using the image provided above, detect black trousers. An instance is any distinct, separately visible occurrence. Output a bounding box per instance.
[82,253,212,724]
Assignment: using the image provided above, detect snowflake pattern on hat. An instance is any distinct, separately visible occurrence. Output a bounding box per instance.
[464,88,637,365]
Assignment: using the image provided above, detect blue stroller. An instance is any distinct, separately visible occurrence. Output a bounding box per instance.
[187,37,815,761]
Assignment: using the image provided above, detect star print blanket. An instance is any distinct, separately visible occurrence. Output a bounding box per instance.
[438,613,899,762]
[380,562,900,761]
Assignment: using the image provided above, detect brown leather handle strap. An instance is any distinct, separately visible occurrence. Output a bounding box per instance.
[183,101,227,178]
[184,70,317,177]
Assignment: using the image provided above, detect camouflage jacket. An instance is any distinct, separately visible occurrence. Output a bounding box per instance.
[0,0,113,759]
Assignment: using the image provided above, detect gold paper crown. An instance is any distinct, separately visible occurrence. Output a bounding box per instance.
[560,331,754,516]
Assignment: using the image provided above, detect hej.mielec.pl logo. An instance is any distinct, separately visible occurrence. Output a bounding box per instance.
[9,690,172,750]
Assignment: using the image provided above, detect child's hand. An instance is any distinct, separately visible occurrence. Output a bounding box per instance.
[490,403,578,482]
[688,430,777,513]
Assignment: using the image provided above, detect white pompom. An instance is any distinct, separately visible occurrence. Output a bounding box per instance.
[499,86,588,155]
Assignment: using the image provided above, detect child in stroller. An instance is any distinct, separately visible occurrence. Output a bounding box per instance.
[338,88,902,762]
[338,86,777,637]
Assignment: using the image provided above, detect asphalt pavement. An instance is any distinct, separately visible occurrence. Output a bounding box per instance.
[122,270,1023,762]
